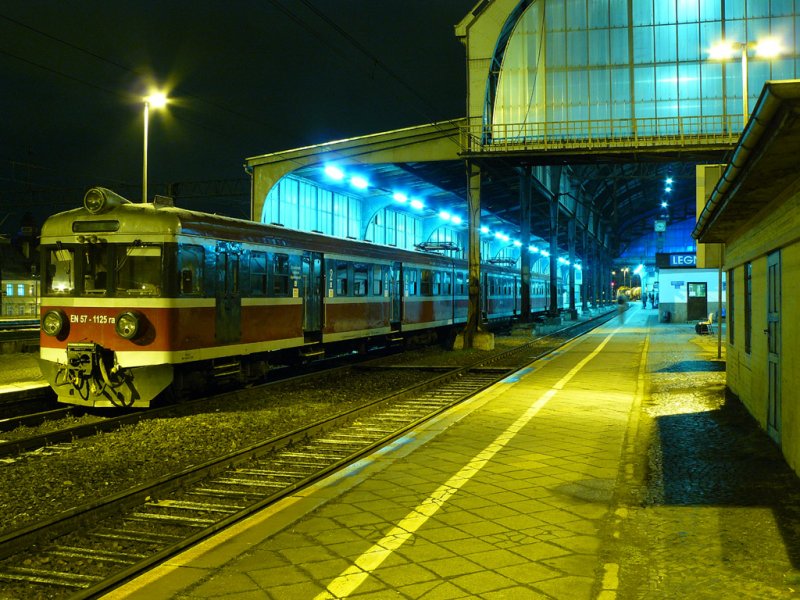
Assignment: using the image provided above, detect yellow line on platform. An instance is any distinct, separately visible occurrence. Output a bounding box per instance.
[315,329,618,599]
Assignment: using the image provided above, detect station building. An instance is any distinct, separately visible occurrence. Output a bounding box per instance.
[694,79,800,473]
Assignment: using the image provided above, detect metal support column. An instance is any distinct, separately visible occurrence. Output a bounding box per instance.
[581,227,589,312]
[568,217,577,319]
[520,165,532,321]
[464,160,482,348]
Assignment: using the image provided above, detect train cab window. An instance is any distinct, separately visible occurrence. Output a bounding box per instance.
[273,253,291,296]
[82,244,111,295]
[179,244,204,296]
[116,245,162,296]
[372,266,383,296]
[335,262,349,296]
[353,264,368,297]
[250,251,267,296]
[45,247,75,295]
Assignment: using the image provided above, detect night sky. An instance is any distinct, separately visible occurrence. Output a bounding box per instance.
[0,1,476,234]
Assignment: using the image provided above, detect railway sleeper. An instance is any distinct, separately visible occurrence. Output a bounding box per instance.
[188,487,257,498]
[90,529,182,544]
[214,477,287,488]
[125,512,215,527]
[234,468,306,479]
[45,545,147,565]
[0,566,103,588]
[146,499,244,514]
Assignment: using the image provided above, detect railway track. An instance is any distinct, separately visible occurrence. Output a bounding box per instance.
[0,310,614,599]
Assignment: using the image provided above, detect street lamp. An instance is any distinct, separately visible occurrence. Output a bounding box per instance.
[709,38,782,128]
[621,267,629,288]
[142,91,168,203]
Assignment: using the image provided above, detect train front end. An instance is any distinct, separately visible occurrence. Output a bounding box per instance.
[38,188,175,408]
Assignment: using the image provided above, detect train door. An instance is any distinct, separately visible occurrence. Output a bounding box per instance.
[767,251,782,443]
[389,262,402,326]
[215,243,241,344]
[302,252,323,335]
[687,282,708,321]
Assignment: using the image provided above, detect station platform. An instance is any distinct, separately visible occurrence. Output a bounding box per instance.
[104,306,800,599]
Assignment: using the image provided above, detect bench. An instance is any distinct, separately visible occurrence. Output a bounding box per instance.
[695,312,715,335]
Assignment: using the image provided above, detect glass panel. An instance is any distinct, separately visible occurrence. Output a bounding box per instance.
[588,29,610,66]
[677,0,699,23]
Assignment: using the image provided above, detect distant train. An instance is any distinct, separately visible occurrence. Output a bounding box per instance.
[39,188,567,408]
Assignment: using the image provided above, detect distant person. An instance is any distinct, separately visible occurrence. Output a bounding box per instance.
[642,294,647,308]
[617,294,627,324]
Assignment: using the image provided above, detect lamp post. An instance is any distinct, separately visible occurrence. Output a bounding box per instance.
[621,267,629,289]
[709,38,782,128]
[142,92,168,203]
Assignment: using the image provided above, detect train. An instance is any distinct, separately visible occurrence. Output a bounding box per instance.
[38,187,567,408]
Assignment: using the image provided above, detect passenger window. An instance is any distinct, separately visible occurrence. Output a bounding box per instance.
[179,245,204,296]
[442,272,452,296]
[354,264,368,297]
[373,266,383,296]
[250,251,267,296]
[421,269,433,296]
[406,270,417,296]
[432,271,441,296]
[336,262,349,296]
[273,254,291,296]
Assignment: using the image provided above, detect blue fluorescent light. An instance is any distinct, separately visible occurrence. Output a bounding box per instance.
[451,215,462,225]
[350,175,368,189]
[513,240,522,247]
[661,201,668,208]
[540,250,550,257]
[480,226,490,234]
[494,232,504,240]
[324,165,344,180]
[410,199,424,209]
[392,192,408,203]
[439,210,451,221]
[529,245,538,253]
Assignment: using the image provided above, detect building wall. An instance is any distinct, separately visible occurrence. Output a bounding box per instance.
[656,268,723,323]
[724,187,800,473]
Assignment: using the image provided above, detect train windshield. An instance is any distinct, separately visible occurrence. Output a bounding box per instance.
[114,245,162,296]
[45,248,76,295]
[43,244,163,297]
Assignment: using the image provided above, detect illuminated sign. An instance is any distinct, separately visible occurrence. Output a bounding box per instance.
[656,253,696,268]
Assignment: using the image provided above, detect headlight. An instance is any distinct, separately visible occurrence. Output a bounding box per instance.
[42,310,66,337]
[115,311,141,340]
